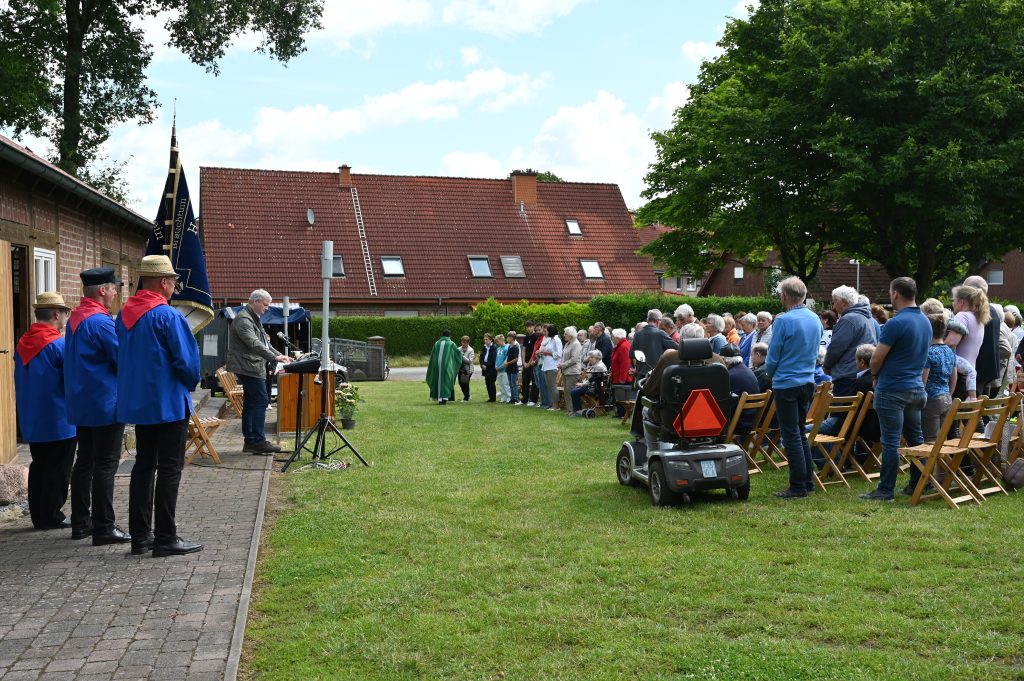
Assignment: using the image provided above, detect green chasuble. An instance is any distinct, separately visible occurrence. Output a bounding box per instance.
[426,336,461,400]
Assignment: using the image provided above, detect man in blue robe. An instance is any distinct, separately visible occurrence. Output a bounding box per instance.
[116,255,202,557]
[14,292,76,530]
[65,267,131,545]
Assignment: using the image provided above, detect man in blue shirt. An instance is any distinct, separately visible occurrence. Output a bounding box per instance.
[117,255,202,557]
[14,292,76,530]
[765,277,822,499]
[862,277,932,501]
[65,267,131,545]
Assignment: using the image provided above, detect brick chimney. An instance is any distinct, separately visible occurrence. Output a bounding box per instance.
[511,169,537,205]
[339,165,352,188]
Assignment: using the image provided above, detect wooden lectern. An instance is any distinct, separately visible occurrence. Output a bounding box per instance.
[277,371,336,433]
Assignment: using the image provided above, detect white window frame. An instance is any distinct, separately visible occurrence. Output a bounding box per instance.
[675,276,683,292]
[468,256,492,278]
[34,247,57,297]
[734,266,744,279]
[580,259,603,279]
[686,277,697,292]
[987,269,1004,286]
[381,256,405,277]
[565,219,582,235]
[500,255,526,278]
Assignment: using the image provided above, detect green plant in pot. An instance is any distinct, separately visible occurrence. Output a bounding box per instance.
[336,385,361,429]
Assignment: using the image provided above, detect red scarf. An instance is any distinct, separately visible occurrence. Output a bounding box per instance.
[120,290,167,330]
[69,297,110,333]
[16,323,62,366]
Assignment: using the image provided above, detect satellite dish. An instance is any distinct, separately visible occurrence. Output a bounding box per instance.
[307,208,315,226]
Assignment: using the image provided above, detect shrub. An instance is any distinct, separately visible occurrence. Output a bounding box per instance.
[471,298,595,337]
[313,315,477,357]
[589,293,783,329]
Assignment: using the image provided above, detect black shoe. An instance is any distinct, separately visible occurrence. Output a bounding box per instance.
[859,489,895,502]
[93,526,132,546]
[247,440,280,455]
[152,537,204,557]
[131,536,154,555]
[899,485,914,497]
[774,488,807,499]
[36,518,72,531]
[71,526,92,540]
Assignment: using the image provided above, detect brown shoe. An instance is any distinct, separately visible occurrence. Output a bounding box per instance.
[249,440,280,455]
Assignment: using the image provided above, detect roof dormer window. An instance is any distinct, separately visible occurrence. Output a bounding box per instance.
[381,256,405,277]
[580,259,603,279]
[468,256,492,277]
[565,219,582,235]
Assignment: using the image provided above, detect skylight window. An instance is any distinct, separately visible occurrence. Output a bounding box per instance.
[580,259,603,279]
[381,256,405,277]
[565,219,582,235]
[500,256,526,278]
[468,256,492,277]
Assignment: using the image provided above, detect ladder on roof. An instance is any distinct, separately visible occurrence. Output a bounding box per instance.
[350,187,377,297]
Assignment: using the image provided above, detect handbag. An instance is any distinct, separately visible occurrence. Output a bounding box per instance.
[1003,459,1024,490]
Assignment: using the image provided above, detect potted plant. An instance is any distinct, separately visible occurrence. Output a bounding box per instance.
[336,384,361,429]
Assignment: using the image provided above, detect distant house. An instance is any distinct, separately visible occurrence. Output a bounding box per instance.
[0,134,152,464]
[976,250,1024,303]
[199,167,660,316]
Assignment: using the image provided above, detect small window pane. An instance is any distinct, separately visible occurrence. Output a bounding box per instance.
[332,256,345,277]
[734,266,744,279]
[987,269,1004,285]
[500,256,525,278]
[686,277,696,291]
[381,256,404,276]
[566,219,582,235]
[580,260,603,278]
[468,256,492,277]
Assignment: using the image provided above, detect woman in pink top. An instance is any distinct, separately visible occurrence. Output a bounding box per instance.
[946,284,990,368]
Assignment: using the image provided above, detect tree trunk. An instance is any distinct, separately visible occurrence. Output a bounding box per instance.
[58,1,84,173]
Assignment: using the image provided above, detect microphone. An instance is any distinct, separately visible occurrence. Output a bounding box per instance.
[276,331,298,351]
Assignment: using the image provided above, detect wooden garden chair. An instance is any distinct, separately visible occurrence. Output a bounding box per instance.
[748,393,789,471]
[722,390,772,475]
[961,394,1020,499]
[900,398,984,509]
[216,366,245,417]
[807,392,864,491]
[805,381,832,425]
[833,391,881,482]
[1007,403,1023,465]
[186,411,223,465]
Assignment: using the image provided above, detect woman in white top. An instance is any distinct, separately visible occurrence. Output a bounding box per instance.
[458,336,474,402]
[537,323,563,411]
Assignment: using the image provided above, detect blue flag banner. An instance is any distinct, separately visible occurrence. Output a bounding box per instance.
[146,121,214,332]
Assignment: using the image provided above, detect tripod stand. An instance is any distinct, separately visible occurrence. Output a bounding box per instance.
[281,369,369,471]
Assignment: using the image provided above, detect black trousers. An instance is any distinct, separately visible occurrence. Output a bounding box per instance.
[459,375,471,400]
[28,438,76,529]
[70,423,126,534]
[130,419,188,545]
[520,365,533,403]
[483,368,497,401]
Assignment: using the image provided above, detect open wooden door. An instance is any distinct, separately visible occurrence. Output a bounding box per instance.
[0,240,16,464]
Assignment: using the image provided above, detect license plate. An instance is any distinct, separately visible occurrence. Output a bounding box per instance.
[700,460,717,478]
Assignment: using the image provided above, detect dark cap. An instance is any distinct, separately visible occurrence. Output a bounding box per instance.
[80,267,122,287]
[720,343,742,358]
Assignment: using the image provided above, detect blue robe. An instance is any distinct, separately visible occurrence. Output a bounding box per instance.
[15,337,76,443]
[115,304,201,425]
[65,311,119,426]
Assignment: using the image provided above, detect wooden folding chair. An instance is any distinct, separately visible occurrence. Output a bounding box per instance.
[748,392,789,471]
[1007,403,1023,466]
[962,394,1020,498]
[216,366,245,417]
[722,390,772,475]
[807,392,864,490]
[900,398,984,509]
[834,391,879,482]
[805,381,832,425]
[186,411,223,465]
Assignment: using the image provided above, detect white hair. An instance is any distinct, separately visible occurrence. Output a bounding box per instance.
[706,314,725,333]
[991,303,1004,320]
[674,303,694,319]
[564,326,578,337]
[817,347,826,365]
[249,289,271,304]
[832,285,858,306]
[647,309,663,322]
[756,311,773,322]
[723,355,743,367]
[855,344,875,364]
[857,295,870,306]
[778,276,807,303]
[753,342,769,356]
[963,275,989,293]
[588,349,604,361]
[680,323,706,339]
[611,328,627,340]
[740,313,757,326]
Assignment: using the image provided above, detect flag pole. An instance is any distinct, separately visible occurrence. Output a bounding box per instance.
[163,100,177,255]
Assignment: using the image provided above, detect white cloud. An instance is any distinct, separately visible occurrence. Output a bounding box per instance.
[316,0,433,49]
[439,151,505,178]
[732,0,760,17]
[460,46,482,66]
[647,81,690,125]
[681,40,724,64]
[443,0,587,35]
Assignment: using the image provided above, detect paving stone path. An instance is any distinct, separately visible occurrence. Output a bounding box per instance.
[0,398,273,681]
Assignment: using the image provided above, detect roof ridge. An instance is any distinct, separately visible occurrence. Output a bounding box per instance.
[199,165,620,187]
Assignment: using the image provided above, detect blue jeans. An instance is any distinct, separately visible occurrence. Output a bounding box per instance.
[239,374,270,444]
[535,365,549,407]
[508,371,519,403]
[775,383,815,493]
[874,388,926,495]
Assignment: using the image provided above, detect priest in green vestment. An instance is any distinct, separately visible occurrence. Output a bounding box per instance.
[426,330,461,404]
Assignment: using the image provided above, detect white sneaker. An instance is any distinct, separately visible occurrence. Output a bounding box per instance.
[526,402,535,406]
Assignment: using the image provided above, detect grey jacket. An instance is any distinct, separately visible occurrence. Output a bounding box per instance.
[823,302,877,380]
[226,306,278,378]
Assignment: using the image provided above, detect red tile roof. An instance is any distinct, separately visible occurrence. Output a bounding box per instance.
[199,168,659,304]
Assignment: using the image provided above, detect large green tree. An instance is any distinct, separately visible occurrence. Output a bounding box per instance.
[0,0,322,174]
[638,0,1024,294]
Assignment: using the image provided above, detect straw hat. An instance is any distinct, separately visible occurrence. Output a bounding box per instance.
[34,291,70,310]
[137,255,179,278]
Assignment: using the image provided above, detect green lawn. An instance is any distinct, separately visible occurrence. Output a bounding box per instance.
[243,381,1024,680]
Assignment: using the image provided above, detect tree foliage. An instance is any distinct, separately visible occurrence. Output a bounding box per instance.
[509,169,564,182]
[638,0,1024,295]
[0,0,322,175]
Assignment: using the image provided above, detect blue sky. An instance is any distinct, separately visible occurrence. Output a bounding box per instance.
[9,0,757,213]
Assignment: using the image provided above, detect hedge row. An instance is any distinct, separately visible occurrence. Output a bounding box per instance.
[313,294,786,357]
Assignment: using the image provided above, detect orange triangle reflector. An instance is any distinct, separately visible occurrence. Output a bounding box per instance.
[673,388,726,437]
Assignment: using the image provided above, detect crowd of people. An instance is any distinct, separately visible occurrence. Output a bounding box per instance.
[427,275,1024,502]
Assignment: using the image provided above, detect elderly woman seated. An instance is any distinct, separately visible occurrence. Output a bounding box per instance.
[568,350,608,415]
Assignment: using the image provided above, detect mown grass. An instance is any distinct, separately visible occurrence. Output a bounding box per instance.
[243,381,1024,680]
[387,355,431,368]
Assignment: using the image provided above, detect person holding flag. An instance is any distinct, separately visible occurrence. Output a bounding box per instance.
[14,292,76,531]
